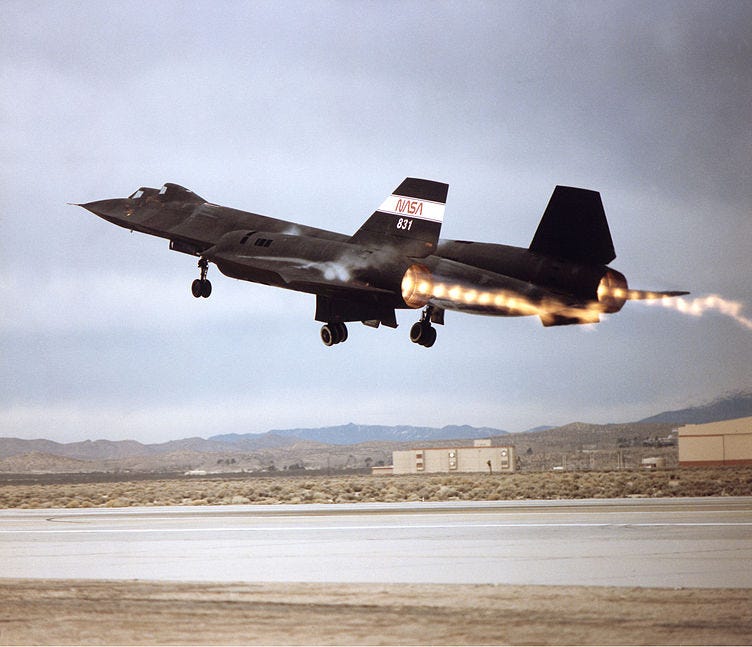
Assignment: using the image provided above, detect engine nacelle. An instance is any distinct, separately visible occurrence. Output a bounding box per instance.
[400,263,433,308]
[597,268,629,313]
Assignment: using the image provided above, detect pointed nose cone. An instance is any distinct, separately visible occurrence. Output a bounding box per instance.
[76,198,130,225]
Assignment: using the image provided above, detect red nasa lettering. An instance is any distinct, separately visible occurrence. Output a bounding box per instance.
[395,198,423,216]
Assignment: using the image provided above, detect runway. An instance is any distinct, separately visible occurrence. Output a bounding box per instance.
[1,497,750,588]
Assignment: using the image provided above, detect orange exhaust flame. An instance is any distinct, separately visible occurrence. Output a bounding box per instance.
[404,268,600,321]
[404,267,721,327]
[400,264,433,308]
[402,264,613,322]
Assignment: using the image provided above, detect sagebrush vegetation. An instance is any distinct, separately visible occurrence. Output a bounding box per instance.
[1,468,751,509]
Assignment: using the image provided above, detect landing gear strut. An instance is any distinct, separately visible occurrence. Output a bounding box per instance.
[410,306,437,348]
[191,258,212,298]
[321,322,348,346]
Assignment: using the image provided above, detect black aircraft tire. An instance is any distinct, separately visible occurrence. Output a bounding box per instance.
[409,322,423,344]
[321,325,336,347]
[201,280,212,298]
[421,325,437,348]
[335,323,348,343]
[191,279,203,298]
[410,322,436,347]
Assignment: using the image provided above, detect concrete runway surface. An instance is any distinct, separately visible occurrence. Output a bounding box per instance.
[2,497,750,588]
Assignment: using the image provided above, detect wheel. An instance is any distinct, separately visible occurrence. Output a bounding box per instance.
[334,323,348,343]
[321,324,336,346]
[421,325,437,348]
[201,279,212,298]
[409,321,425,344]
[410,321,436,347]
[191,279,203,298]
[321,323,348,346]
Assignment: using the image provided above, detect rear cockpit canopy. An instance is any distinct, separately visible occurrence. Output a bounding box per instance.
[129,187,159,200]
[129,183,205,203]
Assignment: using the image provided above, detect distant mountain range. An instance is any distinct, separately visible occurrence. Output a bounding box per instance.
[1,391,749,472]
[232,423,509,446]
[0,424,507,463]
[638,391,752,424]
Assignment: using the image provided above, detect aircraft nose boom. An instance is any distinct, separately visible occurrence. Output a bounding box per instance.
[77,198,130,225]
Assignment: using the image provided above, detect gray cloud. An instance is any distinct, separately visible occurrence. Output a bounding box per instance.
[2,0,750,442]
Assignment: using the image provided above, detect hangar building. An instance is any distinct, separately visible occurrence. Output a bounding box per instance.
[679,416,752,466]
[391,439,516,474]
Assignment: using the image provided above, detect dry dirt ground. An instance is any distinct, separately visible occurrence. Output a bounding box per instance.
[1,579,750,646]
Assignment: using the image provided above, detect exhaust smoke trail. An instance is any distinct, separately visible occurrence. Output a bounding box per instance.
[642,294,752,331]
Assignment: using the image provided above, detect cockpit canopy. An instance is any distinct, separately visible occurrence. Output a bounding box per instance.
[129,183,205,203]
[128,187,158,200]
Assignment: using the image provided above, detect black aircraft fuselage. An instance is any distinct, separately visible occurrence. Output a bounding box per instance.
[78,179,686,347]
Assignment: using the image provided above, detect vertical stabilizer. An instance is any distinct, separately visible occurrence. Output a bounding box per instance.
[350,178,448,257]
[529,186,616,265]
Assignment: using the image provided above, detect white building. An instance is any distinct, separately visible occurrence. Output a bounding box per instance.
[391,439,515,474]
[679,417,752,466]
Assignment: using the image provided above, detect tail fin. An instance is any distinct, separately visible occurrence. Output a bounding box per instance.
[350,177,448,257]
[529,186,616,265]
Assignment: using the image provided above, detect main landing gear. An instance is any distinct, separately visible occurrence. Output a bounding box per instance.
[410,306,437,348]
[320,322,348,347]
[320,308,439,348]
[191,258,212,298]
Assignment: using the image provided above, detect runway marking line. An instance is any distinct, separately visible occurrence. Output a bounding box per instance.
[1,521,751,535]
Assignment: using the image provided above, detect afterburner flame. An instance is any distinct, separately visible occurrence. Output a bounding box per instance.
[400,264,433,308]
[402,265,731,328]
[596,270,629,313]
[429,277,582,319]
[644,294,752,331]
[402,264,609,321]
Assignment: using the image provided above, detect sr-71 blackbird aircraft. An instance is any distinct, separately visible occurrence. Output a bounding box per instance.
[78,179,687,347]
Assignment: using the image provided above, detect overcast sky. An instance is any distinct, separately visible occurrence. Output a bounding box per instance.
[2,0,750,443]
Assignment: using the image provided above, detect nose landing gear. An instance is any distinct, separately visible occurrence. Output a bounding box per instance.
[191,258,212,298]
[410,306,437,347]
[321,322,348,346]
